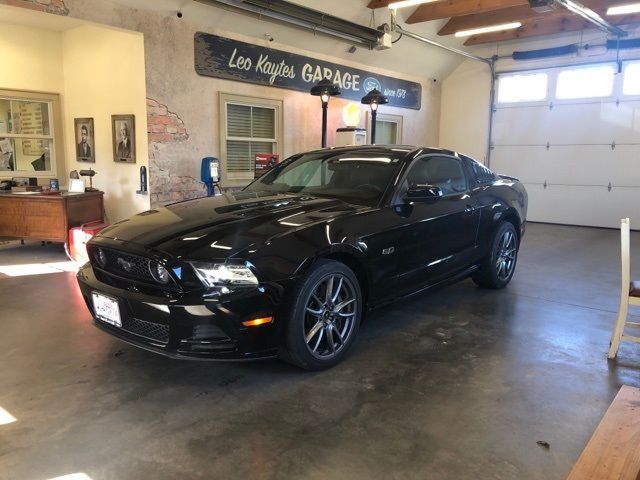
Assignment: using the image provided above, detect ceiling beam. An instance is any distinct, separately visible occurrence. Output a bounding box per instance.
[439,5,539,35]
[407,0,526,24]
[438,0,606,35]
[555,0,626,36]
[463,13,638,44]
[366,0,393,8]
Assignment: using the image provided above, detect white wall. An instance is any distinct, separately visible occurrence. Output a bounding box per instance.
[62,25,150,223]
[0,22,67,182]
[0,23,64,93]
[439,60,491,163]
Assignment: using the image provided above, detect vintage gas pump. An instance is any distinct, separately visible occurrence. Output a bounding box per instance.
[201,157,221,196]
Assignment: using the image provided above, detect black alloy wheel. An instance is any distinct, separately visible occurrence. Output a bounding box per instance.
[473,221,519,289]
[280,260,362,370]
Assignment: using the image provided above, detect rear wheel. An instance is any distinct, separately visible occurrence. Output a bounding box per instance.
[473,221,519,289]
[279,260,362,370]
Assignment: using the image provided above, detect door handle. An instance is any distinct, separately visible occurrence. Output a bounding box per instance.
[464,205,475,215]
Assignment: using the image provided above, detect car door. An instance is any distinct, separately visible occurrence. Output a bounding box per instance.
[393,154,481,293]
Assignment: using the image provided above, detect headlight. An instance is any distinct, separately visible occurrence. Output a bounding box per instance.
[149,262,171,284]
[190,262,258,289]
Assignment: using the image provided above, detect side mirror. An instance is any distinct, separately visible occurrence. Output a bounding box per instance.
[404,184,443,202]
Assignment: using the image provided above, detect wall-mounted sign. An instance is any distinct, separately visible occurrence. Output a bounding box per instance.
[254,153,279,179]
[195,32,422,110]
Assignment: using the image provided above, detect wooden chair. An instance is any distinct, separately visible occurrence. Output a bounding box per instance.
[608,218,640,359]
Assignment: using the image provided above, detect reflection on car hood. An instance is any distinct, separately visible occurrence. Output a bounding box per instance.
[97,191,365,258]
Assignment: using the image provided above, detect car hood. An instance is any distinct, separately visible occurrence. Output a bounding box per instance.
[97,192,365,258]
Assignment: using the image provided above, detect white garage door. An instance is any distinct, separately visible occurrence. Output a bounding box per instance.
[490,62,640,229]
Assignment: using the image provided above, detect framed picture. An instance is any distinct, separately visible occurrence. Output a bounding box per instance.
[111,114,135,163]
[74,117,95,163]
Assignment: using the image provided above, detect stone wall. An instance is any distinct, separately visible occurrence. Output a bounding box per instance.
[3,0,68,15]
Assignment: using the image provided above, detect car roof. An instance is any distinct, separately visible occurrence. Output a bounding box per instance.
[302,145,460,160]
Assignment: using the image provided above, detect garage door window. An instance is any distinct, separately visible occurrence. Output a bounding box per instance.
[623,62,640,95]
[497,73,548,103]
[556,65,615,100]
[220,94,282,183]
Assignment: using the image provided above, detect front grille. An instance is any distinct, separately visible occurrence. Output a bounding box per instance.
[121,317,170,344]
[102,248,155,281]
[88,245,177,289]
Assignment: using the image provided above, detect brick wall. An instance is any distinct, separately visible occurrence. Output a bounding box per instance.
[3,0,68,15]
[147,98,206,206]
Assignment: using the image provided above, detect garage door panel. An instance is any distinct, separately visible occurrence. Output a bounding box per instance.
[491,146,548,183]
[492,145,640,186]
[493,100,640,145]
[526,184,639,229]
[493,106,552,145]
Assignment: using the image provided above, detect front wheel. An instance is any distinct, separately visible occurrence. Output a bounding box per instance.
[279,260,362,370]
[473,222,519,289]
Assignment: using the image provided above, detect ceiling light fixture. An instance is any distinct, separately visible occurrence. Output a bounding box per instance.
[454,22,522,38]
[607,2,640,15]
[388,0,438,10]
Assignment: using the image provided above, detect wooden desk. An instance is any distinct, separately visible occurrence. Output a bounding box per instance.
[566,385,640,480]
[0,191,104,242]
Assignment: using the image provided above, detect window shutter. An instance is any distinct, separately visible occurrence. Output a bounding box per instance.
[227,104,251,137]
[226,140,251,173]
[251,107,275,138]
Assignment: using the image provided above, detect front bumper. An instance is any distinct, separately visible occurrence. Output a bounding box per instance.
[77,263,287,360]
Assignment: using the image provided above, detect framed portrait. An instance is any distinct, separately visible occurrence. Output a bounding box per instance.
[111,114,135,163]
[74,117,95,163]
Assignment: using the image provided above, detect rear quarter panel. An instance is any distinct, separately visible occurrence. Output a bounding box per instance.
[474,178,528,257]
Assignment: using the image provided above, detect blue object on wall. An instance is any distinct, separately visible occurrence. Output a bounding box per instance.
[201,157,218,196]
[512,44,578,60]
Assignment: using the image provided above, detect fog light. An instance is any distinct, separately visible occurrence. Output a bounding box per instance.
[242,316,273,327]
[150,262,170,284]
[95,248,107,267]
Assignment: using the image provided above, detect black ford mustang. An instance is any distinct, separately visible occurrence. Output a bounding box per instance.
[77,146,527,370]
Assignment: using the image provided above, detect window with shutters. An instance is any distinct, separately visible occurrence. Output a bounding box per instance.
[220,94,283,183]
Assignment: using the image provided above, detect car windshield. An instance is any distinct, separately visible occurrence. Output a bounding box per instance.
[243,150,406,206]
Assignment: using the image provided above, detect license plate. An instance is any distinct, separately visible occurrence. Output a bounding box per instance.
[92,292,121,327]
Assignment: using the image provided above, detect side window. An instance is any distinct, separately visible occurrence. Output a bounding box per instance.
[405,156,468,195]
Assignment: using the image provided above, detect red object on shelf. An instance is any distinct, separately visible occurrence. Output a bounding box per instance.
[68,221,108,262]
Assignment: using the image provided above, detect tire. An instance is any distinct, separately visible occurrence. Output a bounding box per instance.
[472,221,519,289]
[279,259,362,370]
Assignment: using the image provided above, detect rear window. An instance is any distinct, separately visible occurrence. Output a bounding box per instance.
[461,155,496,185]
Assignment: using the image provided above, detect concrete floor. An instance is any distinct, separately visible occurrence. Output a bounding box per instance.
[0,223,639,480]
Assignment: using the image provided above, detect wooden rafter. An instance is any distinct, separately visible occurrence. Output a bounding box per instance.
[366,0,640,46]
[407,0,526,23]
[438,4,550,35]
[463,13,640,44]
[366,0,393,8]
[438,0,613,35]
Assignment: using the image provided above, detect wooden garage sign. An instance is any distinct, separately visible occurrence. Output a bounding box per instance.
[194,32,422,110]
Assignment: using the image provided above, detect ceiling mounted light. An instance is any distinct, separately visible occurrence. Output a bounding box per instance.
[454,22,522,38]
[388,0,438,10]
[607,2,640,15]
